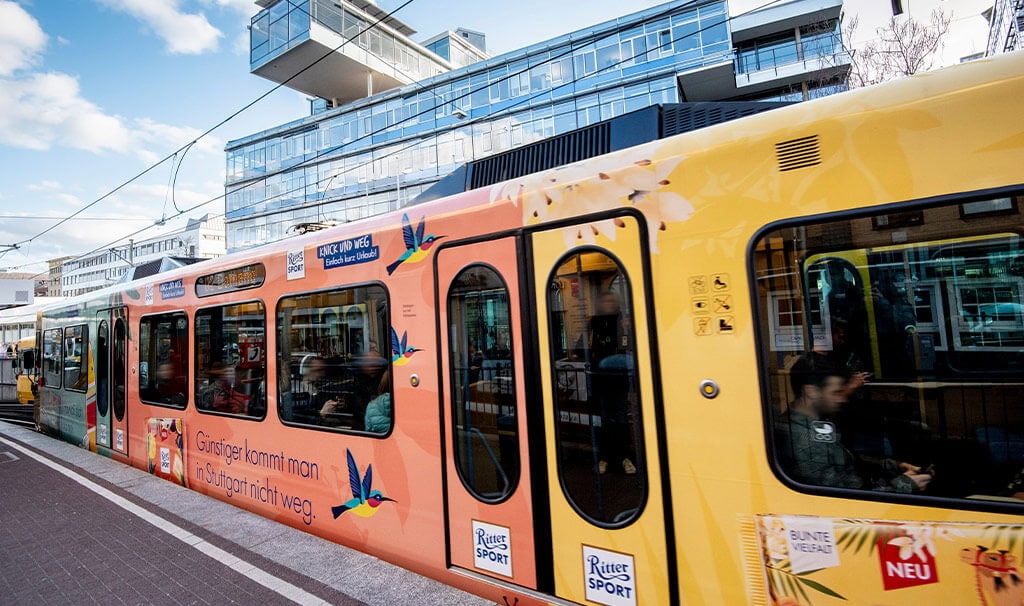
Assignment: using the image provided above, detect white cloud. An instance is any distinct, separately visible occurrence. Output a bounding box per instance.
[0,71,135,152]
[0,1,47,76]
[28,180,63,191]
[133,118,224,161]
[56,193,84,206]
[0,72,224,162]
[97,0,223,55]
[203,0,260,17]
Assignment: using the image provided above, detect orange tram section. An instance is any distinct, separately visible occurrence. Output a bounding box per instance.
[34,53,1024,606]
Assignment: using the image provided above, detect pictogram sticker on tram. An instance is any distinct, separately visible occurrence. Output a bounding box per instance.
[712,273,730,291]
[386,214,444,275]
[694,317,712,336]
[332,449,395,519]
[691,298,709,314]
[688,276,708,294]
[713,294,732,313]
[717,317,734,333]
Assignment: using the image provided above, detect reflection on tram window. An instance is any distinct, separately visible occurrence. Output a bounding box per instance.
[547,249,646,526]
[139,312,188,408]
[447,265,519,502]
[63,325,87,392]
[756,195,1024,504]
[42,328,61,388]
[276,285,391,434]
[195,302,266,419]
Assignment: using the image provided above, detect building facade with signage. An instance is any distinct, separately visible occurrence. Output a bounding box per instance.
[225,0,852,251]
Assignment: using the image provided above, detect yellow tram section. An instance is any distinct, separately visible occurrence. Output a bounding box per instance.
[640,54,1024,603]
[533,219,671,606]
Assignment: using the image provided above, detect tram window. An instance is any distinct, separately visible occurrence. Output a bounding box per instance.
[276,285,391,435]
[139,312,188,409]
[63,325,88,392]
[754,194,1024,506]
[195,302,266,419]
[42,328,61,388]
[547,250,646,526]
[97,321,109,417]
[447,265,519,502]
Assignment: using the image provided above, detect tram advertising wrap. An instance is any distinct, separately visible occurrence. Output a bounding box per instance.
[29,54,1024,605]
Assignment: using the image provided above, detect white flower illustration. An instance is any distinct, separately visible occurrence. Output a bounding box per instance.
[489,147,693,253]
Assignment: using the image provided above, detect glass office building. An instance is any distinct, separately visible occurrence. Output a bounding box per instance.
[226,0,848,251]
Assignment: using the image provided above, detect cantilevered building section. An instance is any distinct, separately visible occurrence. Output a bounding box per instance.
[250,0,452,105]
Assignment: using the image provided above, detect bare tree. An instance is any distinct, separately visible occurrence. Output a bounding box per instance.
[846,9,952,88]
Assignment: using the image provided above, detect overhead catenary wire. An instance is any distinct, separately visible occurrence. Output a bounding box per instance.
[8,0,419,252]
[17,0,791,278]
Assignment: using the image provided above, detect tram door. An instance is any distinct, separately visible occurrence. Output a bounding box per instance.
[95,318,111,449]
[437,236,543,590]
[530,215,673,605]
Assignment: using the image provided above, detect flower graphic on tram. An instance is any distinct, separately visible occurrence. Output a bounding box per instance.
[390,327,420,366]
[385,213,444,275]
[331,449,395,519]
[488,146,693,253]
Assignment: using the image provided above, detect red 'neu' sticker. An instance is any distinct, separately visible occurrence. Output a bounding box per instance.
[877,528,940,591]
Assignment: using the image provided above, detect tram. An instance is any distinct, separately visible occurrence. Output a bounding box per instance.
[32,52,1024,605]
[0,301,47,406]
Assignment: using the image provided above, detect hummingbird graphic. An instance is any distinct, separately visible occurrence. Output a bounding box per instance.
[391,327,421,366]
[385,214,443,275]
[331,449,395,519]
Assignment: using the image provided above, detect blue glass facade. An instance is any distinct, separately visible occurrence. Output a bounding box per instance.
[227,0,844,251]
[226,0,735,250]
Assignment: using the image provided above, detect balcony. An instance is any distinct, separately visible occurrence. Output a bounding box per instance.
[735,46,851,93]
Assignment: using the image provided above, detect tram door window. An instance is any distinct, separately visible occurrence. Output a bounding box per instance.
[447,264,520,501]
[755,194,1024,503]
[42,328,61,388]
[139,313,188,408]
[112,319,127,423]
[195,301,267,419]
[547,250,646,525]
[276,286,391,433]
[97,321,109,418]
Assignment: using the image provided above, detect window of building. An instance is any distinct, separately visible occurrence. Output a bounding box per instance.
[195,302,266,419]
[139,312,188,408]
[63,325,88,392]
[755,195,1024,506]
[42,328,61,388]
[447,265,519,502]
[276,285,391,434]
[547,250,646,526]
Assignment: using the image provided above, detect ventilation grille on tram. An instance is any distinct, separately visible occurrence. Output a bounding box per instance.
[776,135,821,172]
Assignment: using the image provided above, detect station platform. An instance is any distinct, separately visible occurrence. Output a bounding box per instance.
[0,422,491,605]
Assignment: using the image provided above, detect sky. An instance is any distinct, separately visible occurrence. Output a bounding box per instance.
[0,0,668,277]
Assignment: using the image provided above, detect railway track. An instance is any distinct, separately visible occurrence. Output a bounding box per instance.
[0,403,35,427]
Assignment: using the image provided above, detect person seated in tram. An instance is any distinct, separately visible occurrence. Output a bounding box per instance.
[775,352,933,493]
[206,361,249,415]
